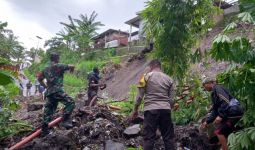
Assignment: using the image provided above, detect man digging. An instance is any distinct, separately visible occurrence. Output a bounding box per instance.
[201,77,243,150]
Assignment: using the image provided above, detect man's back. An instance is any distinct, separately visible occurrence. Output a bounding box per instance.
[143,71,173,111]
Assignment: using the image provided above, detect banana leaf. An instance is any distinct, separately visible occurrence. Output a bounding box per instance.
[0,71,14,86]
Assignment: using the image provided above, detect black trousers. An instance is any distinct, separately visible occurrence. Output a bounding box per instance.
[143,109,175,150]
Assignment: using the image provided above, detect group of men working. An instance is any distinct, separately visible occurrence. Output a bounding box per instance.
[37,53,243,150]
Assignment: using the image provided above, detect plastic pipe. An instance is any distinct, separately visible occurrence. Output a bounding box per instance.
[9,117,63,150]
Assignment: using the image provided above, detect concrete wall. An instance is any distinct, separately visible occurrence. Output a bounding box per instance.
[94,32,128,49]
[224,5,240,15]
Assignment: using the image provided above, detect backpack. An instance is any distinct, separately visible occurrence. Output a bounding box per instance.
[227,98,244,118]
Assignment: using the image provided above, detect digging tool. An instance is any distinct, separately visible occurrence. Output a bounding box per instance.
[9,117,63,150]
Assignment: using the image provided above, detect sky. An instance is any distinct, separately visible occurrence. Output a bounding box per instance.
[0,0,146,50]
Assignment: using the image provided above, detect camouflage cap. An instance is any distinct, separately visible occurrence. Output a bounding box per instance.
[202,77,216,85]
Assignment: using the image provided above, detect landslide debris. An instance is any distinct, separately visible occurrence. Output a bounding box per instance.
[1,97,218,150]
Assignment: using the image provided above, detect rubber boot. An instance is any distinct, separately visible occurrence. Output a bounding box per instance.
[41,123,51,137]
[60,114,73,129]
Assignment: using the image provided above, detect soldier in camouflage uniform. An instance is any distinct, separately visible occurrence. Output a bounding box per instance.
[38,53,75,136]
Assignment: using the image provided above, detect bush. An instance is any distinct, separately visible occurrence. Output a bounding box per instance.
[75,60,107,77]
[0,84,32,140]
[64,73,86,97]
[111,85,140,116]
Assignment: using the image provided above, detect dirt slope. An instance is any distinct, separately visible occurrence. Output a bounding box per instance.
[102,57,150,100]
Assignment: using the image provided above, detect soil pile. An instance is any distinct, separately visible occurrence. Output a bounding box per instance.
[1,99,217,150]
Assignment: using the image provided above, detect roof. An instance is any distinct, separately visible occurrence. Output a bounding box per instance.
[131,31,139,36]
[92,29,129,40]
[125,16,142,28]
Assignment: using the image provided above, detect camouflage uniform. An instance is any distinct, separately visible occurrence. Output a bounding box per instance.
[38,63,75,129]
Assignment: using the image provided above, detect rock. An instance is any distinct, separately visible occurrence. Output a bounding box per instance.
[79,136,90,145]
[123,124,141,138]
[83,144,104,150]
[83,146,90,150]
[182,90,190,95]
[104,140,125,150]
[27,102,44,111]
[90,129,101,139]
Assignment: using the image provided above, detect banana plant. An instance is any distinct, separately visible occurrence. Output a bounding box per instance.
[0,57,18,86]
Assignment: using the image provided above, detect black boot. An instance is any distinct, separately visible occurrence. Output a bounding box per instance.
[60,114,73,129]
[41,123,51,137]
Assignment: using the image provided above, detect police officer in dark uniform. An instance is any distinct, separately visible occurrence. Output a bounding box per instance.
[38,53,75,136]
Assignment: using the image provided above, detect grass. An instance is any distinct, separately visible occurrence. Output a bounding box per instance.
[64,73,86,97]
[24,46,138,98]
[111,85,142,116]
[127,147,142,150]
[4,83,19,99]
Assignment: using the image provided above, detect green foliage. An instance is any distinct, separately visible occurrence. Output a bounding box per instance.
[142,0,217,80]
[238,12,254,23]
[0,71,14,86]
[64,73,86,97]
[0,21,25,62]
[58,11,104,52]
[240,0,255,19]
[228,127,255,150]
[112,85,139,116]
[75,59,109,82]
[24,68,36,83]
[173,75,210,125]
[0,84,32,140]
[209,5,255,149]
[223,22,237,32]
[127,147,142,150]
[82,48,117,61]
[0,57,19,86]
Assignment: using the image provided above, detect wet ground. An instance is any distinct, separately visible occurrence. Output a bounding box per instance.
[0,97,218,150]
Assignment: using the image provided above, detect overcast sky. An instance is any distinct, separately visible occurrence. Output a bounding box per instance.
[0,0,146,49]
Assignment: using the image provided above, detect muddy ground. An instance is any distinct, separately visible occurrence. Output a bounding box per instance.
[0,57,220,150]
[0,95,218,150]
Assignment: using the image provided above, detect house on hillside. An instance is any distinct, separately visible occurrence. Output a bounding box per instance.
[92,29,129,49]
[125,1,239,43]
[125,12,145,43]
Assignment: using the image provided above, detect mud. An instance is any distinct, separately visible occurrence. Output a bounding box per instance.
[1,100,218,150]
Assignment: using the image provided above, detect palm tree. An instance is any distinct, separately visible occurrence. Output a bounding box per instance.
[58,15,79,50]
[74,11,104,51]
[58,11,104,52]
